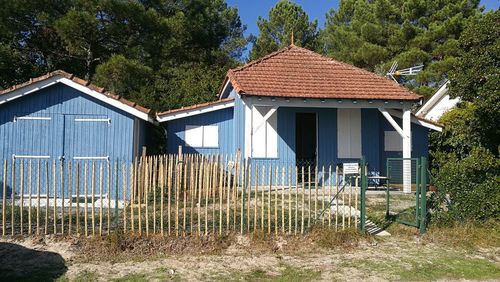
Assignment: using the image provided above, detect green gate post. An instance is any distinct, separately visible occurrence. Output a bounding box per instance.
[419,157,428,234]
[415,158,421,226]
[360,156,367,233]
[385,162,391,220]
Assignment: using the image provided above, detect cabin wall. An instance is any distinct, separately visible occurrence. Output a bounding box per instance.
[247,107,429,185]
[166,107,235,156]
[0,83,144,199]
[0,83,137,162]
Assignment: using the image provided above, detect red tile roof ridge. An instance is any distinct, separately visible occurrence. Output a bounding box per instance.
[225,45,421,101]
[294,46,417,97]
[230,45,294,73]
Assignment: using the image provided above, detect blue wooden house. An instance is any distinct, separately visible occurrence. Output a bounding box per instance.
[0,70,155,163]
[0,71,155,199]
[157,45,442,192]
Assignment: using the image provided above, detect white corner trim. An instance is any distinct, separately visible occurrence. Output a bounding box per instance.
[0,75,154,123]
[58,78,154,123]
[243,99,252,159]
[0,76,61,106]
[416,81,449,116]
[384,109,442,132]
[157,100,235,122]
[379,108,406,138]
[414,118,443,132]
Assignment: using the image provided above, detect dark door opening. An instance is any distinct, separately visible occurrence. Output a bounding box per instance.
[296,113,317,170]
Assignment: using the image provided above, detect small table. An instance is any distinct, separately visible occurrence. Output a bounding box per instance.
[368,176,391,219]
[367,176,390,190]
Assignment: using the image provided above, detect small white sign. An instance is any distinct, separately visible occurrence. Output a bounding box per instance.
[343,163,359,174]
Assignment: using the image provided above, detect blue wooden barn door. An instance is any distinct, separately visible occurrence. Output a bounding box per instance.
[13,114,63,159]
[63,114,109,161]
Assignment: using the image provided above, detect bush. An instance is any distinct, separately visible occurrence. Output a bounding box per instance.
[431,147,500,223]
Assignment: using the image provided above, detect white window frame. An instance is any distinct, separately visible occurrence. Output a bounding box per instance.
[184,125,219,148]
[337,108,362,159]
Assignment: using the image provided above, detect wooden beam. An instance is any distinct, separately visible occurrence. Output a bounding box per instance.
[378,109,406,138]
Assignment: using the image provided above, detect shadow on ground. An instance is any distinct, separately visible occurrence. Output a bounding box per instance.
[0,242,67,281]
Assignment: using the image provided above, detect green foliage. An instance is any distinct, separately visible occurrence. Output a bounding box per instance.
[320,0,481,98]
[430,103,477,160]
[0,0,247,114]
[93,55,156,110]
[431,148,500,222]
[249,0,319,60]
[448,10,500,155]
[427,11,499,225]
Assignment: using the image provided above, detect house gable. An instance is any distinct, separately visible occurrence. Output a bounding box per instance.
[0,82,148,162]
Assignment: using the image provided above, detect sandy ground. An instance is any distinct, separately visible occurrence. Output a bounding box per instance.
[1,232,499,281]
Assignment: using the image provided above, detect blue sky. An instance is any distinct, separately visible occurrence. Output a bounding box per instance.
[227,0,499,57]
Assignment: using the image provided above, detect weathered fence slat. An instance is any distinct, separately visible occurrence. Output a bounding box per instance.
[0,154,366,238]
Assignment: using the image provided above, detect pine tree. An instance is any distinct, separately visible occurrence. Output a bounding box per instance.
[249,0,318,60]
[320,0,481,98]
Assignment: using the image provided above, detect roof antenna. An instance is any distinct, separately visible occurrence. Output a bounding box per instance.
[291,31,294,46]
[386,61,424,83]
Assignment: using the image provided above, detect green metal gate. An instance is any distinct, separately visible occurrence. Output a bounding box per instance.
[359,156,428,234]
[386,157,428,233]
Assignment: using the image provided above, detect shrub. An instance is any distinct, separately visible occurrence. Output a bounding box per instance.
[432,147,500,223]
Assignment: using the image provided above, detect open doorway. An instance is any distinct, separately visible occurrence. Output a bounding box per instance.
[296,112,317,173]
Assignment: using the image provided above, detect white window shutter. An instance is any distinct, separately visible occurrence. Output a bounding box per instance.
[349,109,362,158]
[266,110,278,158]
[337,109,361,158]
[252,106,267,158]
[185,125,203,147]
[203,125,219,147]
[384,131,402,151]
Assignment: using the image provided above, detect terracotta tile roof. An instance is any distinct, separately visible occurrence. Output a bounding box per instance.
[225,45,422,101]
[157,98,235,116]
[0,70,153,115]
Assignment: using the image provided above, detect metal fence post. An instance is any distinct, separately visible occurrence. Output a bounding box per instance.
[419,157,428,234]
[359,156,367,233]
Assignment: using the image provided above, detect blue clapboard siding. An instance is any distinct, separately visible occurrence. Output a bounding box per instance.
[249,107,337,185]
[0,83,143,161]
[246,107,429,185]
[163,95,431,186]
[380,116,429,175]
[166,107,235,156]
[0,82,148,198]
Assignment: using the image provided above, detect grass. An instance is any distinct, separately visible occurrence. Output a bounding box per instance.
[343,250,500,281]
[210,265,321,282]
[65,270,99,282]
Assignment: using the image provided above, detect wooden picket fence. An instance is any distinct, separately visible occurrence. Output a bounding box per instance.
[0,154,361,237]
